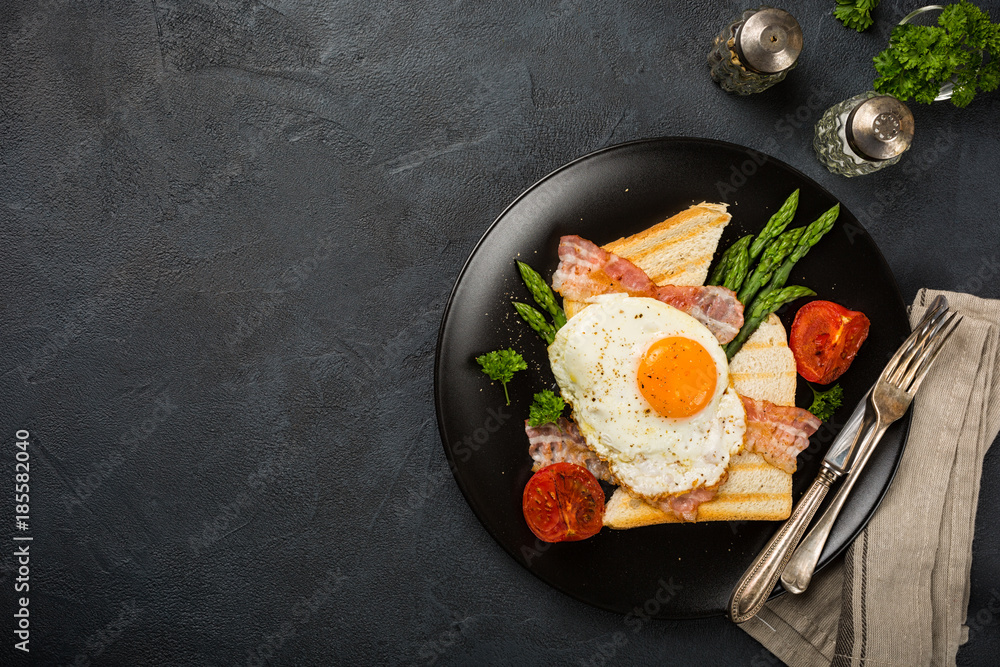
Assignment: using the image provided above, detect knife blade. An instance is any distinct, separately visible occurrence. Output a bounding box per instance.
[821,388,871,476]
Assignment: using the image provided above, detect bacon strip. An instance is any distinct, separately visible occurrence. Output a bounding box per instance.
[657,285,742,344]
[552,234,659,297]
[551,235,744,343]
[649,473,727,522]
[740,396,821,473]
[525,418,611,482]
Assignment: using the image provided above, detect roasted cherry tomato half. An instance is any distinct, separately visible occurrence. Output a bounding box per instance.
[790,300,871,385]
[522,462,605,542]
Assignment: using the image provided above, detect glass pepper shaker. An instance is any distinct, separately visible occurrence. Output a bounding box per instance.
[813,91,915,177]
[707,7,803,95]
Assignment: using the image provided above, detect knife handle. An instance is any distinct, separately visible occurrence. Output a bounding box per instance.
[728,465,838,623]
[781,424,889,594]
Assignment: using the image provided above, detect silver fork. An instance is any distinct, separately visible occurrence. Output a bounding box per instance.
[729,301,961,622]
[781,305,963,594]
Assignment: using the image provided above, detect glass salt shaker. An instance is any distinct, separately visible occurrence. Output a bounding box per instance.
[813,92,915,177]
[707,7,803,95]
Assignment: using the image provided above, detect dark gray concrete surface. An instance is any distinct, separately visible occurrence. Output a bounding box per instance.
[1,0,998,664]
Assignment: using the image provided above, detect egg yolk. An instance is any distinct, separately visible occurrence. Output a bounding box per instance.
[637,336,717,418]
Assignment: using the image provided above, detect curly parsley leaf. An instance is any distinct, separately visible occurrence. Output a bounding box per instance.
[476,348,527,405]
[834,0,881,32]
[808,383,844,422]
[528,390,566,427]
[873,0,1000,108]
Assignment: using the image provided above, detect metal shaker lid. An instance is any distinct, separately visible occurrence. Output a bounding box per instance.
[846,96,915,161]
[735,8,803,74]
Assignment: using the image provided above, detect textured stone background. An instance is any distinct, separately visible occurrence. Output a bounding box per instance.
[1,0,998,664]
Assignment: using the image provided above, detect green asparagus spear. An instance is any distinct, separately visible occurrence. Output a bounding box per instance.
[513,301,557,345]
[726,285,817,359]
[516,261,566,329]
[751,285,816,320]
[749,189,800,260]
[736,226,805,306]
[721,235,753,292]
[767,204,840,292]
[707,233,746,286]
[706,252,729,287]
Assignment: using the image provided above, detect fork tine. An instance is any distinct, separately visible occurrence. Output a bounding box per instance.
[891,308,954,385]
[923,295,949,320]
[887,306,951,385]
[912,296,949,338]
[881,334,918,385]
[895,311,957,388]
[880,298,949,385]
[902,314,962,394]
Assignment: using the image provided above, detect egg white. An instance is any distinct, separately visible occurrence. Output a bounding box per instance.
[548,294,746,499]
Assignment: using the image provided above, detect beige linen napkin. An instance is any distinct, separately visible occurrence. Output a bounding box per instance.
[740,289,1000,667]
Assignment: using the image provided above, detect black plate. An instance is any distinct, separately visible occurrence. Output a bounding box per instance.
[434,137,911,618]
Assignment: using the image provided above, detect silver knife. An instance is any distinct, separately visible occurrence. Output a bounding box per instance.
[727,391,868,623]
[821,389,870,474]
[773,394,870,596]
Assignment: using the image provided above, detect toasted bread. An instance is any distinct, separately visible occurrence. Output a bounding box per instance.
[603,452,791,527]
[604,202,731,286]
[729,313,797,407]
[563,202,731,319]
[552,201,797,527]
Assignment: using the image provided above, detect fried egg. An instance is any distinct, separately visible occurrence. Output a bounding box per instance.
[548,293,745,499]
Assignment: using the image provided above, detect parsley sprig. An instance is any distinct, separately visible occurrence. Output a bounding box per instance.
[475,348,527,405]
[873,1,1000,107]
[807,383,844,422]
[834,0,881,32]
[528,390,566,427]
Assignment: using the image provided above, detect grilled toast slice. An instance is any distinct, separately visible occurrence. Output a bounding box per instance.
[604,201,732,286]
[563,202,731,319]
